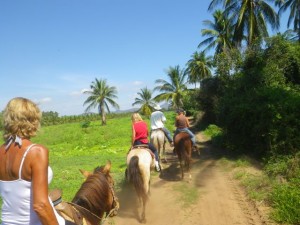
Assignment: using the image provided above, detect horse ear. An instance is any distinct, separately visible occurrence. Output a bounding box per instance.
[79,169,92,178]
[102,160,111,174]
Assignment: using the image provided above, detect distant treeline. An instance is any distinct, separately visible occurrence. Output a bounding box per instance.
[0,111,133,129]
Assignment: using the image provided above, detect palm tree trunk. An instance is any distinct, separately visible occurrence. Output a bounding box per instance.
[100,104,106,125]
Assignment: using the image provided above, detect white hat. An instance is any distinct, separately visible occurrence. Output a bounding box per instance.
[154,104,161,110]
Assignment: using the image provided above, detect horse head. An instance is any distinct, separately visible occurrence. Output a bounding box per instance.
[73,160,119,223]
[80,160,114,186]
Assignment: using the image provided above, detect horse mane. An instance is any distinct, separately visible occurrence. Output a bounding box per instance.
[72,170,112,220]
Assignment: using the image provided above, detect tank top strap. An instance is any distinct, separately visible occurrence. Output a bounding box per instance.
[18,144,36,179]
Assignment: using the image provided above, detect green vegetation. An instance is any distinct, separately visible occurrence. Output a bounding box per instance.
[1,1,300,223]
[34,115,131,200]
[32,111,175,201]
[83,78,120,126]
[271,179,300,224]
[132,87,156,117]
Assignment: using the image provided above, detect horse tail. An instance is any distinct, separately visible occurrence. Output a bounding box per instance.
[150,132,158,150]
[128,156,148,202]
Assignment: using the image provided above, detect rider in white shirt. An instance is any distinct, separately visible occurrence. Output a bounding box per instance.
[150,104,174,147]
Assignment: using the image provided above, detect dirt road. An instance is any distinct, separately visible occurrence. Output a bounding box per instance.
[107,132,275,225]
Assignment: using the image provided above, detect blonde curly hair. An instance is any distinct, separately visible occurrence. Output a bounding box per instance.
[3,97,42,141]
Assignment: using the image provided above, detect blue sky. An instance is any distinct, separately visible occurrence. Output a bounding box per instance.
[0,0,290,116]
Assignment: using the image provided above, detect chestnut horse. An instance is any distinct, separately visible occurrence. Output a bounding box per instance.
[53,160,119,225]
[126,146,154,223]
[174,132,192,180]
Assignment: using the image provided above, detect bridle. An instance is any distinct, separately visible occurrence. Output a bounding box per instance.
[53,174,119,225]
[106,182,119,218]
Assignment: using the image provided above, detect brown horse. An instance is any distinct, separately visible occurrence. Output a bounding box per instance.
[174,132,192,180]
[53,160,119,225]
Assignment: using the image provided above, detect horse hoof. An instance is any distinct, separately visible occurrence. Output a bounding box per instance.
[141,218,147,223]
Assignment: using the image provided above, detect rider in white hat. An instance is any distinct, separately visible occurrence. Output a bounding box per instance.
[150,104,174,147]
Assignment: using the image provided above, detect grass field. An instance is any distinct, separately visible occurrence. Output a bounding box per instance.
[29,111,176,201]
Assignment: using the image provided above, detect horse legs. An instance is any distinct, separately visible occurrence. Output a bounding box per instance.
[177,154,184,179]
[180,160,184,179]
[140,197,147,223]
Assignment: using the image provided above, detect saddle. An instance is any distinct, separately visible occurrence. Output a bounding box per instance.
[49,189,97,225]
[130,144,155,159]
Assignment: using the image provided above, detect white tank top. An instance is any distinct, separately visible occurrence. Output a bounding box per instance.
[0,144,65,225]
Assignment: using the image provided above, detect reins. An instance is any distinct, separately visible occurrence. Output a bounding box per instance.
[74,181,119,225]
[53,174,119,225]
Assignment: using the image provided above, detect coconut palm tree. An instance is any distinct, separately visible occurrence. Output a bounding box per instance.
[154,65,189,109]
[209,0,279,46]
[186,51,213,88]
[275,0,300,42]
[132,87,156,116]
[198,10,234,55]
[83,78,119,125]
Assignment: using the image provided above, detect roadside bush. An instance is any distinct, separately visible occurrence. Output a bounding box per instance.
[264,155,290,178]
[80,121,91,129]
[203,124,223,147]
[264,153,300,180]
[182,89,199,115]
[196,77,226,126]
[271,180,300,224]
[217,36,300,158]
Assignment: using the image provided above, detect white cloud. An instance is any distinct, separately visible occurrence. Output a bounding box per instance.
[69,89,90,96]
[133,81,143,86]
[36,97,52,104]
[69,91,82,96]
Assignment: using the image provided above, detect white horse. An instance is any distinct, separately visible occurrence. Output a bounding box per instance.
[126,146,154,223]
[150,129,167,163]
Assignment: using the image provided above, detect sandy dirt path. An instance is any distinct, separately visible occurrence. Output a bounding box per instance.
[106,131,275,225]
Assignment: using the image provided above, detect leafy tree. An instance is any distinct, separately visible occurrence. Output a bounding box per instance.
[132,87,156,116]
[154,65,189,109]
[217,36,300,157]
[214,47,243,77]
[275,0,300,42]
[209,0,279,46]
[181,89,199,116]
[83,78,119,125]
[186,51,213,88]
[198,10,234,55]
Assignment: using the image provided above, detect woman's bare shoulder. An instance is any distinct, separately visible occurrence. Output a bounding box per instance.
[27,144,49,158]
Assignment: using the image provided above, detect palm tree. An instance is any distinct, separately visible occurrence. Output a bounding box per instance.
[154,65,189,109]
[209,0,279,46]
[132,87,156,116]
[186,51,213,88]
[83,78,119,125]
[198,10,234,55]
[275,0,300,42]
